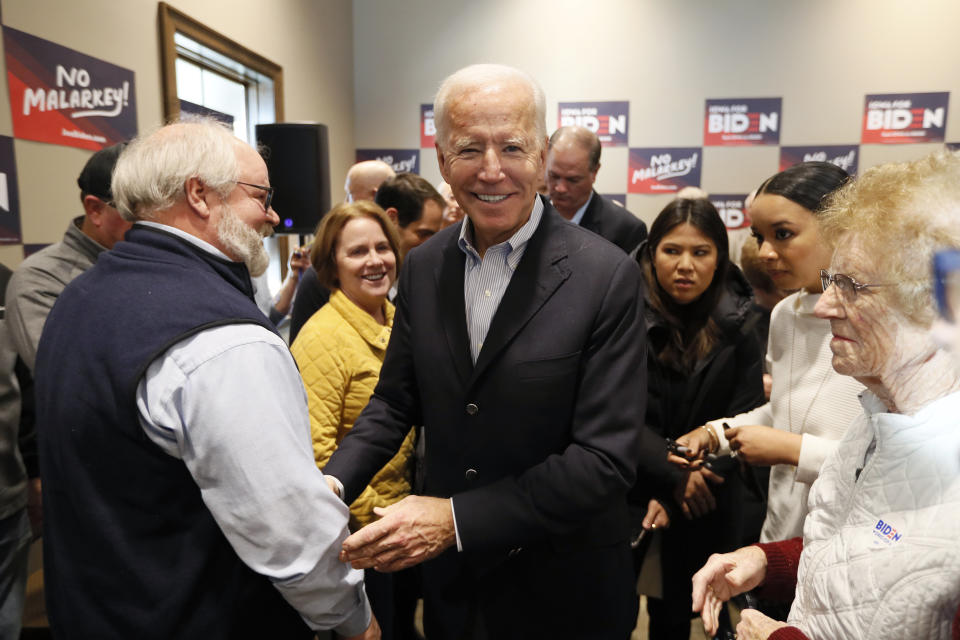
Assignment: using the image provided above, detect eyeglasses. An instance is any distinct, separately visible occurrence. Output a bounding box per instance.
[236,181,274,211]
[820,269,894,301]
[934,249,960,322]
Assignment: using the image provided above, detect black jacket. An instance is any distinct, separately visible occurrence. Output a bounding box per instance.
[325,204,660,638]
[631,244,766,501]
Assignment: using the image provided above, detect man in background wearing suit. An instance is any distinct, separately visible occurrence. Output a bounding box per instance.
[546,125,647,253]
[324,64,673,639]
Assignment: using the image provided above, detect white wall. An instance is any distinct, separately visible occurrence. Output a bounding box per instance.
[2,0,954,272]
[352,0,960,225]
[0,0,355,269]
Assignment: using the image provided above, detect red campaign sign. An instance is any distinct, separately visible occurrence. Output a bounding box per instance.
[779,145,858,175]
[3,26,137,150]
[356,148,419,174]
[861,92,949,144]
[708,194,750,230]
[627,147,701,194]
[704,98,781,146]
[421,104,435,148]
[557,101,629,146]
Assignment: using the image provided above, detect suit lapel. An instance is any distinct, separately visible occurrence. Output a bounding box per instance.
[436,237,474,385]
[469,206,571,387]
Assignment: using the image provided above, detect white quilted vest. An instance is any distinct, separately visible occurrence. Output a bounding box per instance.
[790,391,960,640]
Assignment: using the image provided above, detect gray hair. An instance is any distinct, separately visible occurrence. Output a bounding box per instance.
[674,186,710,201]
[548,126,602,171]
[433,64,546,152]
[112,118,240,221]
[820,150,960,326]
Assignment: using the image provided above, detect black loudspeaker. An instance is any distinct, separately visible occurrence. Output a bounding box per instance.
[255,123,332,235]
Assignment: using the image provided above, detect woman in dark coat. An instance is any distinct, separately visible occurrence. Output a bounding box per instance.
[630,197,766,639]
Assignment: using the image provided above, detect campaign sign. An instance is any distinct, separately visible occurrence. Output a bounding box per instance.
[557,101,629,146]
[0,136,21,243]
[421,104,435,148]
[628,147,701,194]
[704,98,781,146]
[862,92,949,144]
[356,148,419,174]
[4,27,137,150]
[709,194,750,230]
[780,145,859,175]
[179,100,234,127]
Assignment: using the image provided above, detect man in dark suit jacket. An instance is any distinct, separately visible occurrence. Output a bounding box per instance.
[324,64,672,639]
[546,126,647,253]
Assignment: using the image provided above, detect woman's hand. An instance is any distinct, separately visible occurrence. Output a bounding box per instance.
[691,545,768,637]
[642,498,670,530]
[682,467,725,519]
[667,426,715,467]
[736,609,788,640]
[725,425,801,467]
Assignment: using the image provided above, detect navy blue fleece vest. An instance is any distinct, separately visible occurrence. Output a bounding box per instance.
[36,226,311,639]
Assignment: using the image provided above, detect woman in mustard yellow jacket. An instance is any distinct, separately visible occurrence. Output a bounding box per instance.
[291,200,414,639]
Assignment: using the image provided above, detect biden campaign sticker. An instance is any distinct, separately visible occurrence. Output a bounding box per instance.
[871,518,904,547]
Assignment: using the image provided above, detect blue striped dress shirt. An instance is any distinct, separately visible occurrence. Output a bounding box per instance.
[457,197,544,363]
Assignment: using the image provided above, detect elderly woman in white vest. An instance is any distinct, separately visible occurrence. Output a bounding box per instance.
[690,150,960,640]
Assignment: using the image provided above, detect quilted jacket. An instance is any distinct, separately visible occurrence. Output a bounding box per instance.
[791,390,960,639]
[291,290,414,530]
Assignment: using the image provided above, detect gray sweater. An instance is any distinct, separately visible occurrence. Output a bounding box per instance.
[0,217,105,518]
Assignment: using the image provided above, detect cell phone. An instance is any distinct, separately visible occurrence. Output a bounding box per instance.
[665,438,691,457]
[934,249,960,322]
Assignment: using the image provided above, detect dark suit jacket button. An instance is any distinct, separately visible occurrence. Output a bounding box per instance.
[465,403,479,415]
[465,468,478,482]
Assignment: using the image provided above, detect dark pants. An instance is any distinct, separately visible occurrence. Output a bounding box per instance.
[364,566,420,640]
[422,542,637,640]
[0,509,31,640]
[639,475,743,640]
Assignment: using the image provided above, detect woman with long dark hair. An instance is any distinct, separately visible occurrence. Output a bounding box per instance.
[631,197,766,639]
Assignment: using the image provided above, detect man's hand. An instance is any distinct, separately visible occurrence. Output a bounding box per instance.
[726,425,801,467]
[642,498,670,530]
[691,545,768,637]
[341,612,381,640]
[682,467,725,519]
[736,609,788,640]
[340,495,456,572]
[325,475,341,497]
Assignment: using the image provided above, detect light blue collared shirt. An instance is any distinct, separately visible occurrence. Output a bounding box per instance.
[457,197,543,363]
[132,221,371,635]
[568,192,594,227]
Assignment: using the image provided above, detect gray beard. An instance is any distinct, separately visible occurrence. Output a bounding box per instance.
[217,204,271,277]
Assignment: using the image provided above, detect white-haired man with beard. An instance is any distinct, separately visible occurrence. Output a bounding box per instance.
[33,120,379,639]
